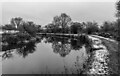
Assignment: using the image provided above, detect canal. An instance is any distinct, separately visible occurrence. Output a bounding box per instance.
[2,36,90,74]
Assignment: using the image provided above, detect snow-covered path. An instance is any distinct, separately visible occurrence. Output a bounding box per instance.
[91,35,118,44]
[87,36,110,75]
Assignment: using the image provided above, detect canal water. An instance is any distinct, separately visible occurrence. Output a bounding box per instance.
[2,36,90,74]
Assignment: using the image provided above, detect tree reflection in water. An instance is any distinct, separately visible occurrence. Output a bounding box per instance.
[2,41,37,60]
[16,41,36,58]
[52,42,71,57]
[70,39,83,50]
[2,35,90,59]
[45,36,86,57]
[2,50,14,60]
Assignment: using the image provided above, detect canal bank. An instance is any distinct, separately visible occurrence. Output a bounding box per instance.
[1,33,119,75]
[86,35,119,75]
[37,33,119,75]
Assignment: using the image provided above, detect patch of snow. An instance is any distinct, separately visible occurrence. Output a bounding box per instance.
[91,35,118,44]
[88,36,109,75]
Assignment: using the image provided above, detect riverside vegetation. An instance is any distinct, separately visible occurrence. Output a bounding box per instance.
[1,0,120,75]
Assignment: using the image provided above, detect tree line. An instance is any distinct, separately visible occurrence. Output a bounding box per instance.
[0,0,120,41]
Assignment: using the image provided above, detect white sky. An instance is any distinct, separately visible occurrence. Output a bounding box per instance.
[0,0,118,26]
[0,0,117,2]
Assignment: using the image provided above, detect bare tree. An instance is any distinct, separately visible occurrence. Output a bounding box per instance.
[10,17,23,29]
[52,13,72,33]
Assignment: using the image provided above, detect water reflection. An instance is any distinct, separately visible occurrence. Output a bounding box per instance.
[2,35,88,59]
[2,35,90,74]
[71,39,83,50]
[2,41,37,60]
[16,41,36,58]
[44,36,86,57]
[52,42,71,57]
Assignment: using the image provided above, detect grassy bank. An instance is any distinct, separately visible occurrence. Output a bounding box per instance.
[91,35,119,75]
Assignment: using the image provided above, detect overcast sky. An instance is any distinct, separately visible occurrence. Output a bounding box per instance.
[1,1,117,26]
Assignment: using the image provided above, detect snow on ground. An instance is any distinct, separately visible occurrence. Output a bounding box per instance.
[91,35,118,44]
[88,36,109,75]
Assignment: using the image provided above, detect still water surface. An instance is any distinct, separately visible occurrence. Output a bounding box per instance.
[2,36,89,74]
